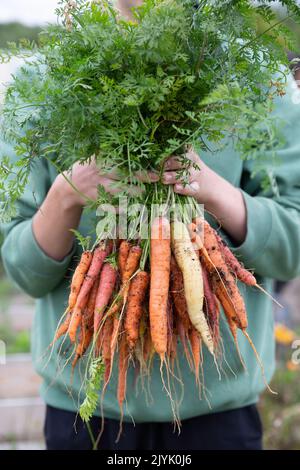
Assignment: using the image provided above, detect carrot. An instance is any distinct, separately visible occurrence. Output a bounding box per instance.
[213,226,281,306]
[124,271,149,350]
[189,328,201,387]
[171,220,214,355]
[68,243,110,342]
[122,245,142,283]
[86,275,100,320]
[118,240,131,279]
[194,219,250,290]
[166,294,174,359]
[194,216,207,237]
[190,220,247,354]
[143,327,154,365]
[117,333,129,408]
[211,275,238,339]
[72,318,93,369]
[72,278,99,368]
[202,264,220,344]
[52,251,92,344]
[170,256,192,332]
[94,263,118,336]
[53,310,72,343]
[177,316,193,369]
[214,230,257,286]
[212,278,272,395]
[68,251,93,312]
[187,222,197,240]
[169,329,177,362]
[105,245,143,319]
[202,221,248,330]
[116,333,129,442]
[149,216,171,360]
[101,316,114,383]
[170,257,193,367]
[190,217,205,250]
[110,315,121,373]
[212,276,247,369]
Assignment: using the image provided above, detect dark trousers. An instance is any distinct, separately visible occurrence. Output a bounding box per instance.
[44,404,263,450]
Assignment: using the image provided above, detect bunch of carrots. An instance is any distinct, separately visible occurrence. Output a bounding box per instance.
[52,215,274,434]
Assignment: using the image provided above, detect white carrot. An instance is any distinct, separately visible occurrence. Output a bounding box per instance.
[171,220,214,355]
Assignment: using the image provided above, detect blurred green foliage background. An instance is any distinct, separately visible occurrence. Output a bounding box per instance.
[0,23,41,48]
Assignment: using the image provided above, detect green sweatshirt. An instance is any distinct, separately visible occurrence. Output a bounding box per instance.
[1,74,300,423]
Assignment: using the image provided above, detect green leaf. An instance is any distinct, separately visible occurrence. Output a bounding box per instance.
[79,357,104,423]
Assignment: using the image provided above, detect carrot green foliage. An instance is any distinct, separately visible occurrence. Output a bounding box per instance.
[79,356,104,422]
[1,0,300,221]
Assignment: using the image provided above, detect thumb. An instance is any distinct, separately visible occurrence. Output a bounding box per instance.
[174,180,200,197]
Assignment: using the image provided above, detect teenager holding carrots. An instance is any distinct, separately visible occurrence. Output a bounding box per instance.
[2,0,300,450]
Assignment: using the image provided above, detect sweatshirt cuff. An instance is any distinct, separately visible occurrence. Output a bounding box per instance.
[20,220,76,278]
[230,191,273,267]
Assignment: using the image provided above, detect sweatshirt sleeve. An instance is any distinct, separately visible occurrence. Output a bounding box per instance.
[0,142,75,298]
[230,78,300,281]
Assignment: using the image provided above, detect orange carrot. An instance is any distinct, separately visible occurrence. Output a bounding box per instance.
[105,245,142,318]
[193,216,206,239]
[86,275,100,320]
[190,218,204,251]
[124,271,150,350]
[212,275,276,393]
[117,333,129,408]
[118,240,131,279]
[116,333,129,442]
[122,245,142,283]
[214,232,256,286]
[149,216,171,361]
[189,328,201,386]
[53,310,72,343]
[101,316,114,383]
[72,319,93,369]
[68,251,93,312]
[72,278,99,368]
[202,221,248,330]
[53,251,92,344]
[110,315,121,371]
[68,243,110,342]
[111,315,120,346]
[143,328,154,364]
[94,263,118,336]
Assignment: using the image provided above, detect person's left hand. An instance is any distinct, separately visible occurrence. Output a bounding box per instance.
[162,147,217,205]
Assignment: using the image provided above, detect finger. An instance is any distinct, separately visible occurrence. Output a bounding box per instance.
[99,167,124,181]
[186,147,201,165]
[135,170,159,183]
[99,177,144,197]
[173,180,200,197]
[98,177,122,195]
[80,187,98,203]
[164,149,201,171]
[127,185,144,197]
[162,171,181,185]
[164,156,183,171]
